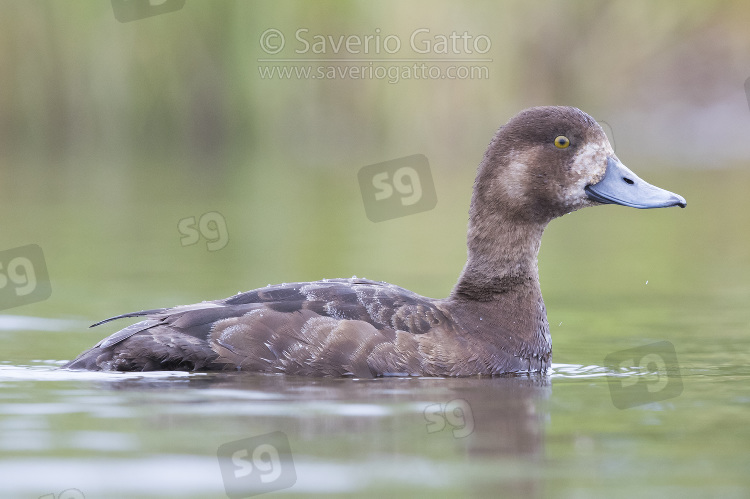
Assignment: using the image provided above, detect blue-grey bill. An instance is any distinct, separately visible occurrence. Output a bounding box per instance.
[585,157,686,209]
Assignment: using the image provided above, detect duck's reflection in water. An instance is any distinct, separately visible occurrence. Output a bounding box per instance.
[104,372,550,495]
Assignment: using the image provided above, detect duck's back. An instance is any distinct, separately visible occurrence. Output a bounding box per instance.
[64,278,461,376]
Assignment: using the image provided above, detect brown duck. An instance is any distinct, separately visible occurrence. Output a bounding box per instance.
[64,106,686,376]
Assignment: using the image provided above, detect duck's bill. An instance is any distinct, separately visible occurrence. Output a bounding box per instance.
[585,157,686,209]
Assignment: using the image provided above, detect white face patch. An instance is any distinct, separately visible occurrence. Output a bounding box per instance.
[501,148,541,206]
[571,139,613,177]
[504,155,527,201]
[562,135,614,206]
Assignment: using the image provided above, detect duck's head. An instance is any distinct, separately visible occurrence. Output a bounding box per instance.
[474,106,686,225]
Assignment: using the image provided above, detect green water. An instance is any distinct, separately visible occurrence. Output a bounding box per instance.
[1,164,749,498]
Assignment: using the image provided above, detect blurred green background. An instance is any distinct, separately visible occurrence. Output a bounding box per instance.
[0,0,748,364]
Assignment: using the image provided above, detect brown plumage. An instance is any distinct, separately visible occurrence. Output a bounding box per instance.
[63,106,686,376]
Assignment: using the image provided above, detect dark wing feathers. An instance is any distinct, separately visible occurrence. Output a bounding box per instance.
[90,307,170,327]
[64,278,454,374]
[96,319,161,348]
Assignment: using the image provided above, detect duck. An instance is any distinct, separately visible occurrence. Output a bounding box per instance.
[63,106,686,376]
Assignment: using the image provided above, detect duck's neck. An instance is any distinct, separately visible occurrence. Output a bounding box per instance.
[451,210,547,302]
[447,211,551,360]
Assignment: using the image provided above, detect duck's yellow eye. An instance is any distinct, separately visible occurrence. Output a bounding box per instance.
[554,136,570,149]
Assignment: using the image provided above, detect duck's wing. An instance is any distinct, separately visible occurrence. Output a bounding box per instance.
[63,278,452,375]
